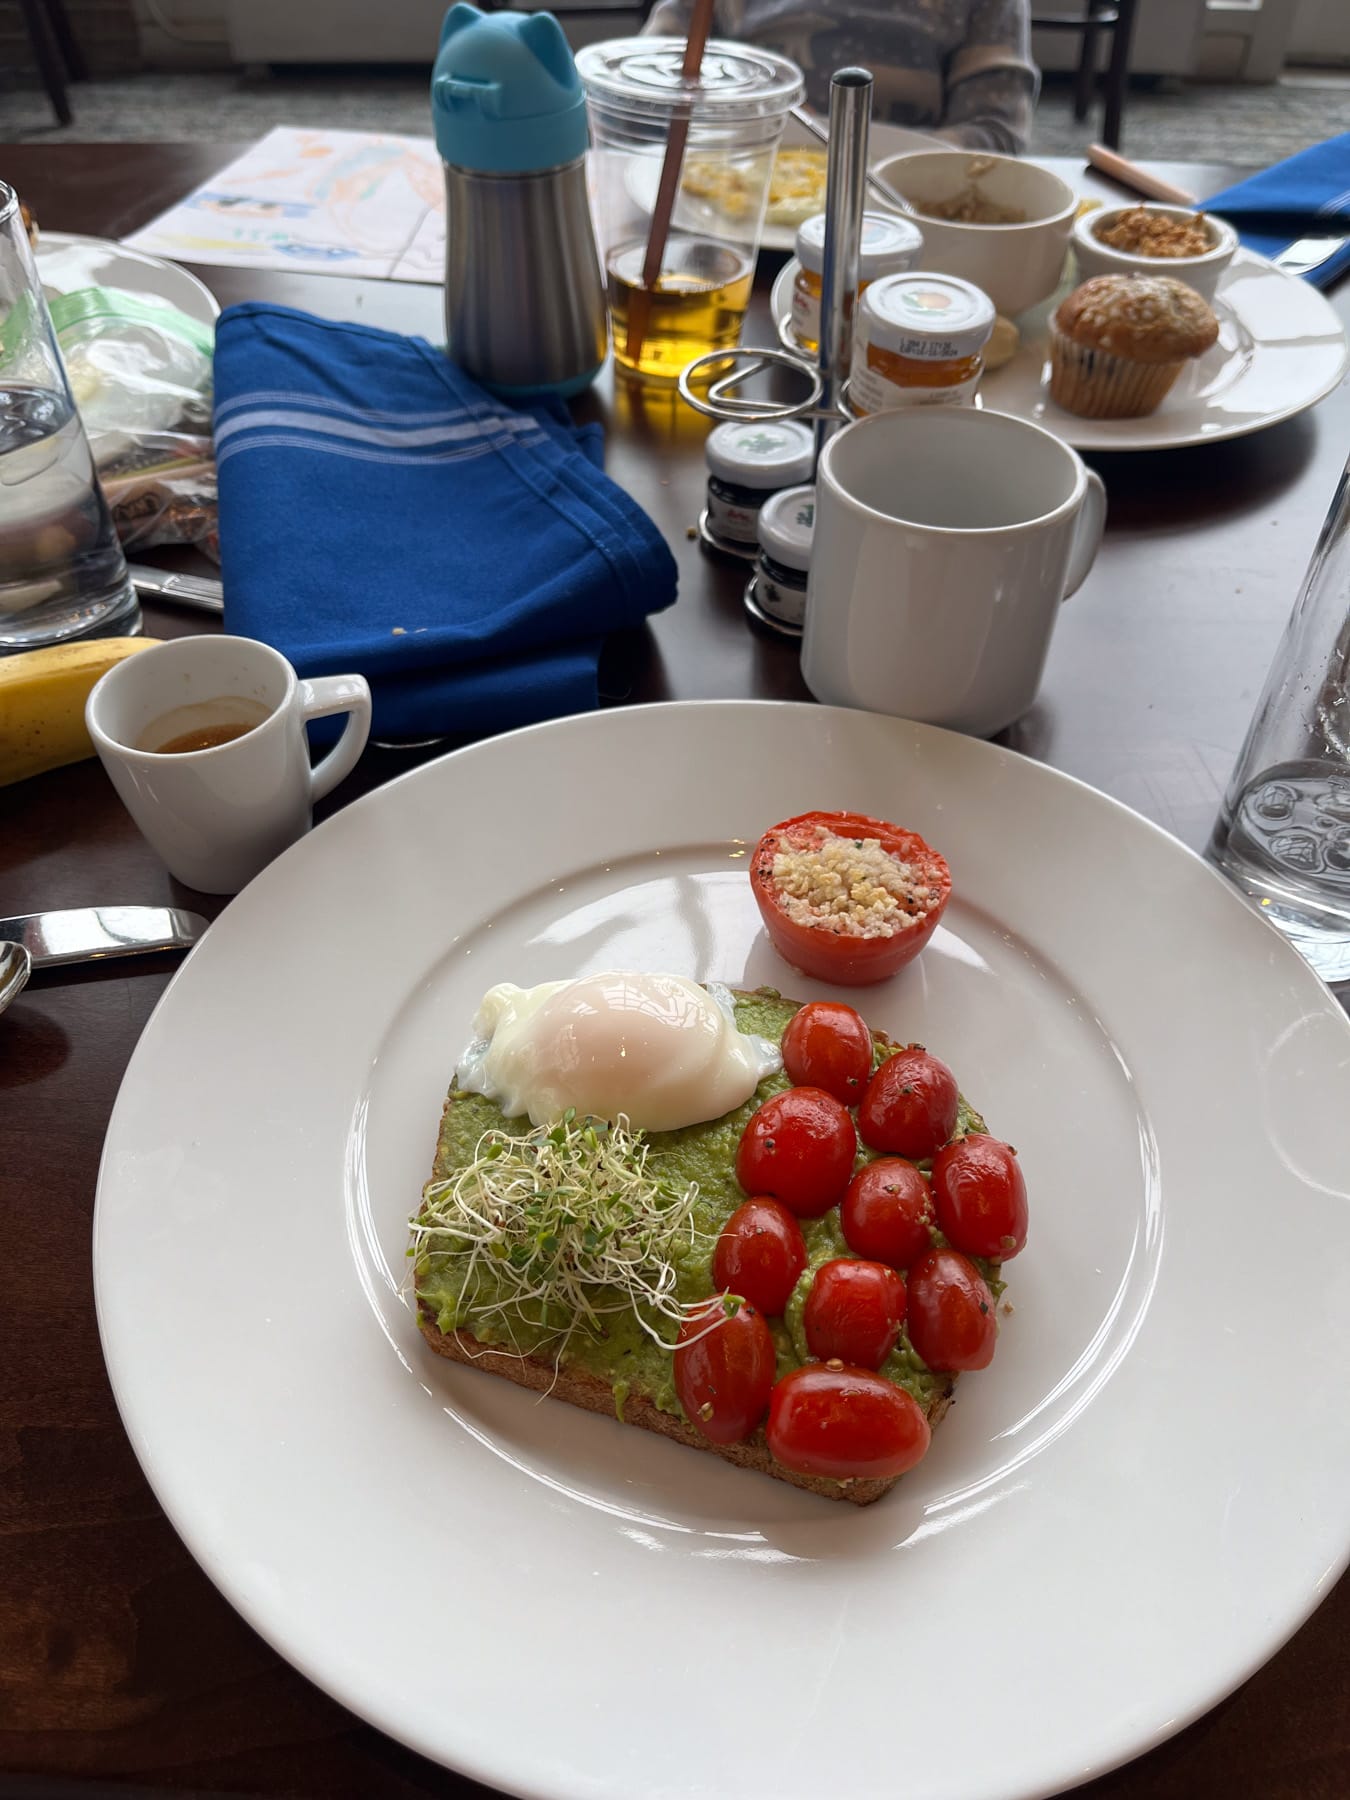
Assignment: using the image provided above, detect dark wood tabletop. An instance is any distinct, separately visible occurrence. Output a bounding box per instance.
[2,142,1348,1800]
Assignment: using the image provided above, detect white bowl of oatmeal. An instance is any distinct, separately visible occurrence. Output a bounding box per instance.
[872,149,1076,319]
[1071,204,1238,304]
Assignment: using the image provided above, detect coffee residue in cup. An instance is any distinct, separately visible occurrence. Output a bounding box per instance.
[138,695,271,755]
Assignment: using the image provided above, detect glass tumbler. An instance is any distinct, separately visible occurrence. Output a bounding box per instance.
[1207,459,1350,987]
[577,37,803,385]
[0,182,138,651]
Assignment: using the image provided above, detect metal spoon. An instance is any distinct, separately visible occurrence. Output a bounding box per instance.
[0,941,32,1015]
[789,104,915,216]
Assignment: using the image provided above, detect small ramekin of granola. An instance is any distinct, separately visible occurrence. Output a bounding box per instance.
[1070,202,1238,305]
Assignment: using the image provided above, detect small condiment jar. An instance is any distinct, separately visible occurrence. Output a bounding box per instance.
[702,418,816,560]
[850,272,995,414]
[745,483,814,639]
[791,211,924,355]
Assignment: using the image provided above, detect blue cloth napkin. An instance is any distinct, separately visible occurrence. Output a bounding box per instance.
[1204,133,1350,288]
[213,303,677,738]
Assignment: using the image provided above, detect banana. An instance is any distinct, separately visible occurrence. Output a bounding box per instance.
[0,636,160,787]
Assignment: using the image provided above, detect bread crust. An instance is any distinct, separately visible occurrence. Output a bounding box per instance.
[416,1308,954,1506]
[415,989,960,1506]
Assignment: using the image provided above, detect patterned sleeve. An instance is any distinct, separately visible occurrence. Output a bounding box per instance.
[937,0,1040,154]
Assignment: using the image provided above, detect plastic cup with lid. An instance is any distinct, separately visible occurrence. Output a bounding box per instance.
[577,37,803,381]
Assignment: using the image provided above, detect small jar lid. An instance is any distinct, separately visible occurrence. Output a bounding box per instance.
[795,210,925,278]
[757,484,815,571]
[860,272,995,359]
[706,419,815,489]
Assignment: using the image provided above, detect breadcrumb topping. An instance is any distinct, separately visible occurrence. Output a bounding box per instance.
[772,830,942,938]
[1095,208,1215,259]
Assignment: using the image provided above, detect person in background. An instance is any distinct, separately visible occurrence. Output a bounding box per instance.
[642,0,1038,154]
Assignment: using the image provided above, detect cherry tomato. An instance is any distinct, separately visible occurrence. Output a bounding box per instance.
[713,1198,808,1317]
[841,1158,935,1270]
[858,1047,958,1159]
[735,1086,857,1219]
[781,1001,874,1105]
[767,1363,931,1480]
[750,811,951,987]
[804,1258,907,1369]
[673,1298,776,1446]
[906,1248,997,1372]
[931,1134,1028,1262]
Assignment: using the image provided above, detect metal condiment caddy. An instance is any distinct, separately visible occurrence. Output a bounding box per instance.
[677,67,873,637]
[677,66,874,445]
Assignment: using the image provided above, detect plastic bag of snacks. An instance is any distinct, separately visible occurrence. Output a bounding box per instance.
[50,288,218,559]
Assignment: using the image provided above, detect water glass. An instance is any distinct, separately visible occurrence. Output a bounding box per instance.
[0,182,138,651]
[1207,459,1350,987]
[578,38,802,385]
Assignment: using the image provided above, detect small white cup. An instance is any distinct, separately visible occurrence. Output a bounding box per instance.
[870,149,1077,318]
[87,635,372,894]
[1070,203,1238,305]
[801,408,1106,738]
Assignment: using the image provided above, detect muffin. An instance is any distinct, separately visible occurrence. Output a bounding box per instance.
[1048,274,1219,419]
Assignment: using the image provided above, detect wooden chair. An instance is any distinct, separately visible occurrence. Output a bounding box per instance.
[1032,0,1139,151]
[16,0,87,127]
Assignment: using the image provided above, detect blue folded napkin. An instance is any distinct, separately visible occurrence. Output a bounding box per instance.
[1204,133,1350,288]
[213,303,677,738]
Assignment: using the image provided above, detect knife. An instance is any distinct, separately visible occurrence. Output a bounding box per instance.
[127,564,224,615]
[0,906,209,968]
[1271,234,1348,278]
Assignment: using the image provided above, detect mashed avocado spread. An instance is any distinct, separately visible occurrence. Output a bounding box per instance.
[413,991,988,1423]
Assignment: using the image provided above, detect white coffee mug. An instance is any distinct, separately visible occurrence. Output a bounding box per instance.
[87,635,372,894]
[802,408,1107,737]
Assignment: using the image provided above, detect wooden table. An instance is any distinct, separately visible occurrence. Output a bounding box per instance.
[2,143,1348,1800]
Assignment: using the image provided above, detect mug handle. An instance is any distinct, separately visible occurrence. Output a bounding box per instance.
[1061,469,1108,601]
[299,673,373,802]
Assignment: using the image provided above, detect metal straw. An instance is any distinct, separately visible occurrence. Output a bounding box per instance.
[815,68,872,461]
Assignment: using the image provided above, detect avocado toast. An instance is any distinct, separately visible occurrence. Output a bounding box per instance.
[412,987,997,1505]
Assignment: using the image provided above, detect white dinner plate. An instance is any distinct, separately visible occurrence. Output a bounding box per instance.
[95,702,1350,1800]
[770,248,1348,449]
[36,231,220,326]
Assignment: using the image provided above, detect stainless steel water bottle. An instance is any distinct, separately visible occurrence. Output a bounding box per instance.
[433,3,608,399]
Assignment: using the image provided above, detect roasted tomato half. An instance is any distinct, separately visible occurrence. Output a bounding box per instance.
[749,811,951,986]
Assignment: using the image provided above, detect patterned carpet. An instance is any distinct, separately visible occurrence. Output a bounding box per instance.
[2,65,1348,166]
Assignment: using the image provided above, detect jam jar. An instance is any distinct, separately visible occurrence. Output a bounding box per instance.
[745,483,815,638]
[791,211,924,355]
[850,272,995,414]
[703,418,816,559]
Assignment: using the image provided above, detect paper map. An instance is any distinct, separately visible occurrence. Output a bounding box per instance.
[122,127,446,282]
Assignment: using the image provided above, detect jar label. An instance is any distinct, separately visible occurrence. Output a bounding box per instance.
[790,279,820,351]
[850,344,981,414]
[706,491,762,545]
[757,570,807,628]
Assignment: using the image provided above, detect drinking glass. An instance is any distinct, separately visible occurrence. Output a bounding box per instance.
[0,181,138,651]
[578,38,803,385]
[1207,459,1350,987]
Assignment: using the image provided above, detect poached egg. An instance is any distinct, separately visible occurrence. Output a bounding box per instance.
[454,973,782,1132]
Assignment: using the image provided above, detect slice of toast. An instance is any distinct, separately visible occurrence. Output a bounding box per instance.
[414,989,969,1506]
